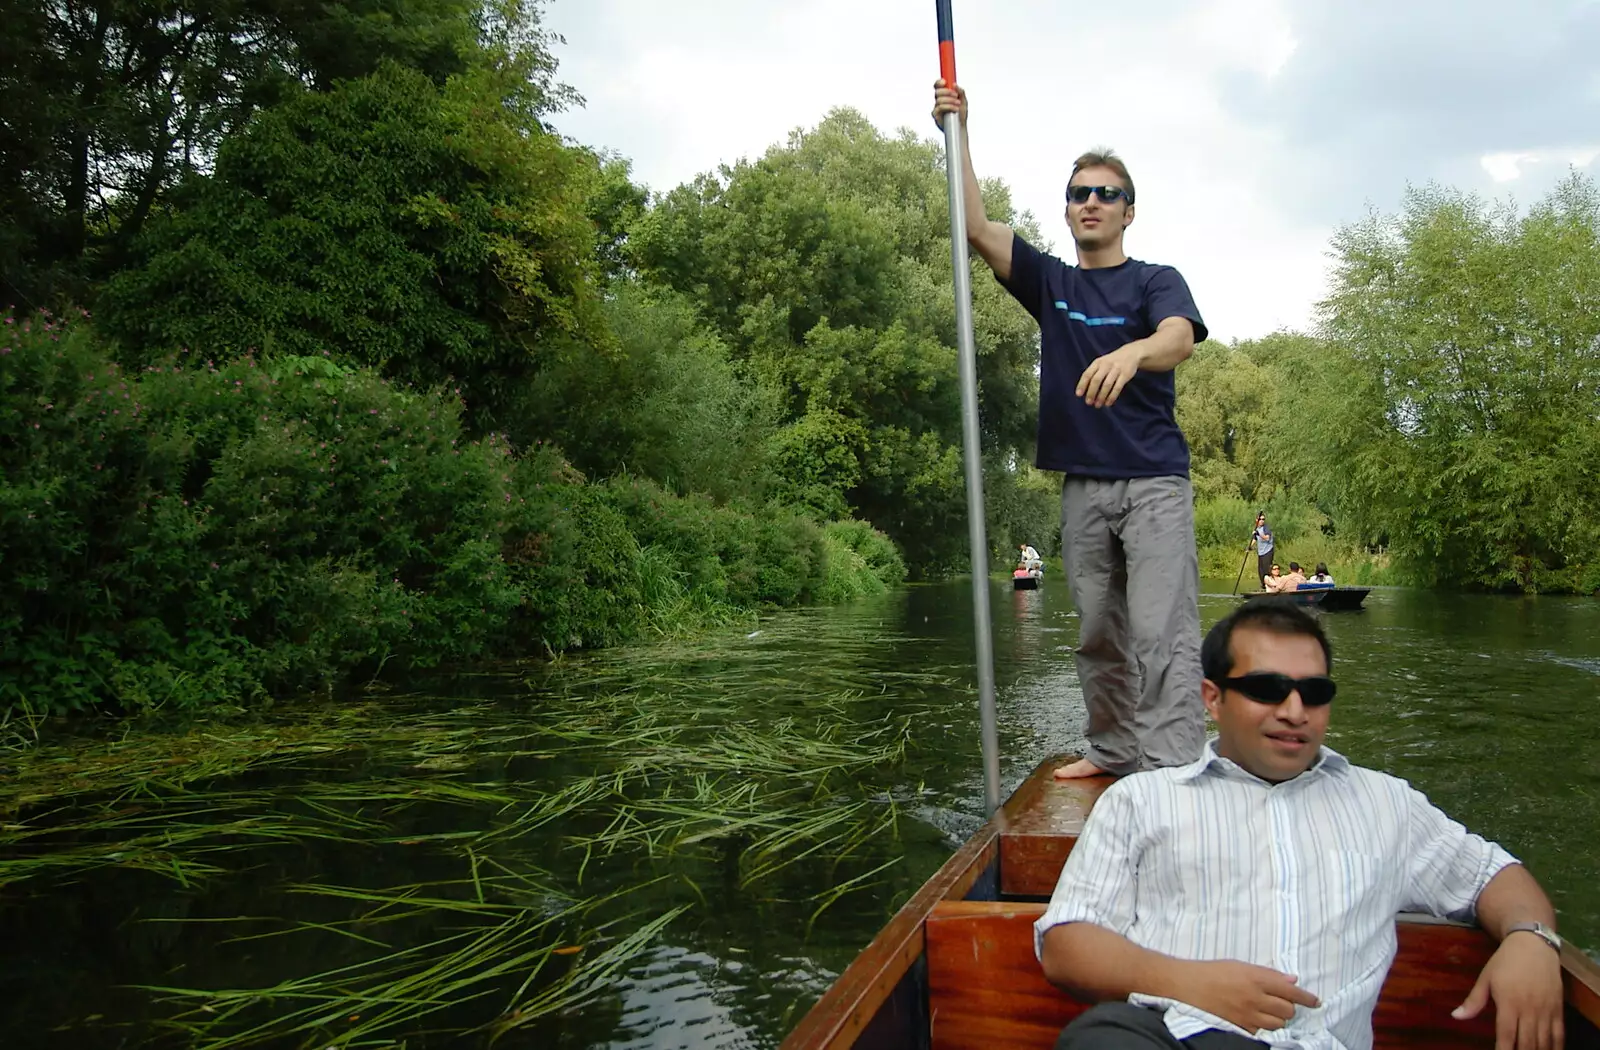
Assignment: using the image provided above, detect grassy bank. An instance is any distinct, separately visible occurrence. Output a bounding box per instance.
[1,311,904,718]
[1198,539,1402,587]
[1194,495,1405,588]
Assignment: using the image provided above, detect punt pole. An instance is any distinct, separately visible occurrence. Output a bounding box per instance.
[935,0,1001,815]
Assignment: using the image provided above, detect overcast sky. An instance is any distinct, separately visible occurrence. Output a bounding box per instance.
[543,0,1600,343]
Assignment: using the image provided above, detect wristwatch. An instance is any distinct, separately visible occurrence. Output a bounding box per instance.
[1506,921,1562,951]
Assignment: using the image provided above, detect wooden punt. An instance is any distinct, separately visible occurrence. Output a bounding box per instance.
[1241,586,1371,610]
[1013,575,1041,591]
[782,754,1600,1050]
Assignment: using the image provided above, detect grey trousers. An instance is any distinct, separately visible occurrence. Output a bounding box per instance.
[1056,1003,1267,1049]
[1060,476,1205,774]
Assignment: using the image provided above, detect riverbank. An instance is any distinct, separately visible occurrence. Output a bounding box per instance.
[1197,539,1401,587]
[1,313,905,722]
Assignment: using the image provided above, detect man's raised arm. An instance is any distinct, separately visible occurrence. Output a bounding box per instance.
[931,81,1014,281]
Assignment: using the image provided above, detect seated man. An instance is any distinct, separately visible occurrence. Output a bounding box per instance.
[1036,599,1564,1050]
[1021,542,1045,573]
[1279,561,1308,592]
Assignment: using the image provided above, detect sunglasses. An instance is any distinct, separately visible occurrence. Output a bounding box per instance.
[1220,672,1337,707]
[1067,184,1130,205]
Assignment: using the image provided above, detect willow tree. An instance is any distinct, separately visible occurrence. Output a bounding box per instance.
[1307,174,1600,591]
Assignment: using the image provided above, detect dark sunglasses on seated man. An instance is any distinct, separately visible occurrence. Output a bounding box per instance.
[1220,672,1337,707]
[1067,184,1131,205]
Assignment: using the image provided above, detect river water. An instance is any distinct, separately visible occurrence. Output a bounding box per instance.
[2,580,1597,1048]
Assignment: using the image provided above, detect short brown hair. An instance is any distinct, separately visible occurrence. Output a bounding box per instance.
[1070,149,1135,204]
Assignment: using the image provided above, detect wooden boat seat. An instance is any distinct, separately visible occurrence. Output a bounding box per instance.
[924,901,1501,1049]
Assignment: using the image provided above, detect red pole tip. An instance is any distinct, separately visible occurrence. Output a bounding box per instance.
[935,0,957,85]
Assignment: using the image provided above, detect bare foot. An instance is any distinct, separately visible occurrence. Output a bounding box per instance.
[1053,758,1109,779]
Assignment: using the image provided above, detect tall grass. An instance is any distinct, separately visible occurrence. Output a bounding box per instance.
[1194,495,1404,586]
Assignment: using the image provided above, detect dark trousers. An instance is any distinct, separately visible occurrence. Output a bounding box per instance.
[1056,1002,1267,1050]
[1256,551,1273,589]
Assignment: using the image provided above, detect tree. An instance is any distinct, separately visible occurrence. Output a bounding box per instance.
[0,0,570,307]
[1309,175,1600,590]
[525,283,780,502]
[1177,338,1283,503]
[582,154,651,285]
[96,60,605,436]
[630,108,1043,570]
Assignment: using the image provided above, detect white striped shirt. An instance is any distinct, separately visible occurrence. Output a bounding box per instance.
[1034,744,1518,1050]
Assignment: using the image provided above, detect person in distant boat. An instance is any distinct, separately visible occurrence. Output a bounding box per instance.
[1250,513,1274,590]
[1037,598,1565,1050]
[1021,543,1044,573]
[1304,562,1335,588]
[1260,564,1284,592]
[1279,562,1307,592]
[932,81,1207,782]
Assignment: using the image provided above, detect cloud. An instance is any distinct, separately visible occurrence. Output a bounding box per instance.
[1223,0,1600,220]
[1481,148,1599,183]
[543,0,1599,342]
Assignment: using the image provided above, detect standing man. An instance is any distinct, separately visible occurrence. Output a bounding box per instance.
[932,81,1206,778]
[1251,513,1274,589]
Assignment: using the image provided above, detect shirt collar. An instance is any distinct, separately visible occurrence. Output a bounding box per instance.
[1173,739,1350,786]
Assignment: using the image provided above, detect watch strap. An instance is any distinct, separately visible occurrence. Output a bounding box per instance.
[1505,921,1562,951]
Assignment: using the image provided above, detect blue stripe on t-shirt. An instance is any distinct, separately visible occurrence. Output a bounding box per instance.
[1053,300,1126,326]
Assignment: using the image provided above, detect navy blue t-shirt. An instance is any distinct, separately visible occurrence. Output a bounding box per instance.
[999,233,1206,478]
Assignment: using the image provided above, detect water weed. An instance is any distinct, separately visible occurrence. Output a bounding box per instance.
[0,618,941,1046]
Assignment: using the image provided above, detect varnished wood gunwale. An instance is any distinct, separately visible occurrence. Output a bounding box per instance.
[781,755,1076,1050]
[777,819,997,1050]
[997,771,1113,898]
[922,901,1600,1049]
[1565,943,1600,1038]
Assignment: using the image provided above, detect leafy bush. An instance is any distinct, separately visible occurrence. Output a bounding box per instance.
[598,477,873,608]
[1192,496,1258,551]
[816,520,908,603]
[524,284,780,502]
[0,313,905,716]
[501,469,645,654]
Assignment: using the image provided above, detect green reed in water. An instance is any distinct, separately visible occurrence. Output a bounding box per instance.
[140,873,687,1048]
[0,617,948,1047]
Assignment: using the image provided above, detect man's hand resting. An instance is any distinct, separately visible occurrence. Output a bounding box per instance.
[1177,959,1320,1034]
[1452,934,1564,1049]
